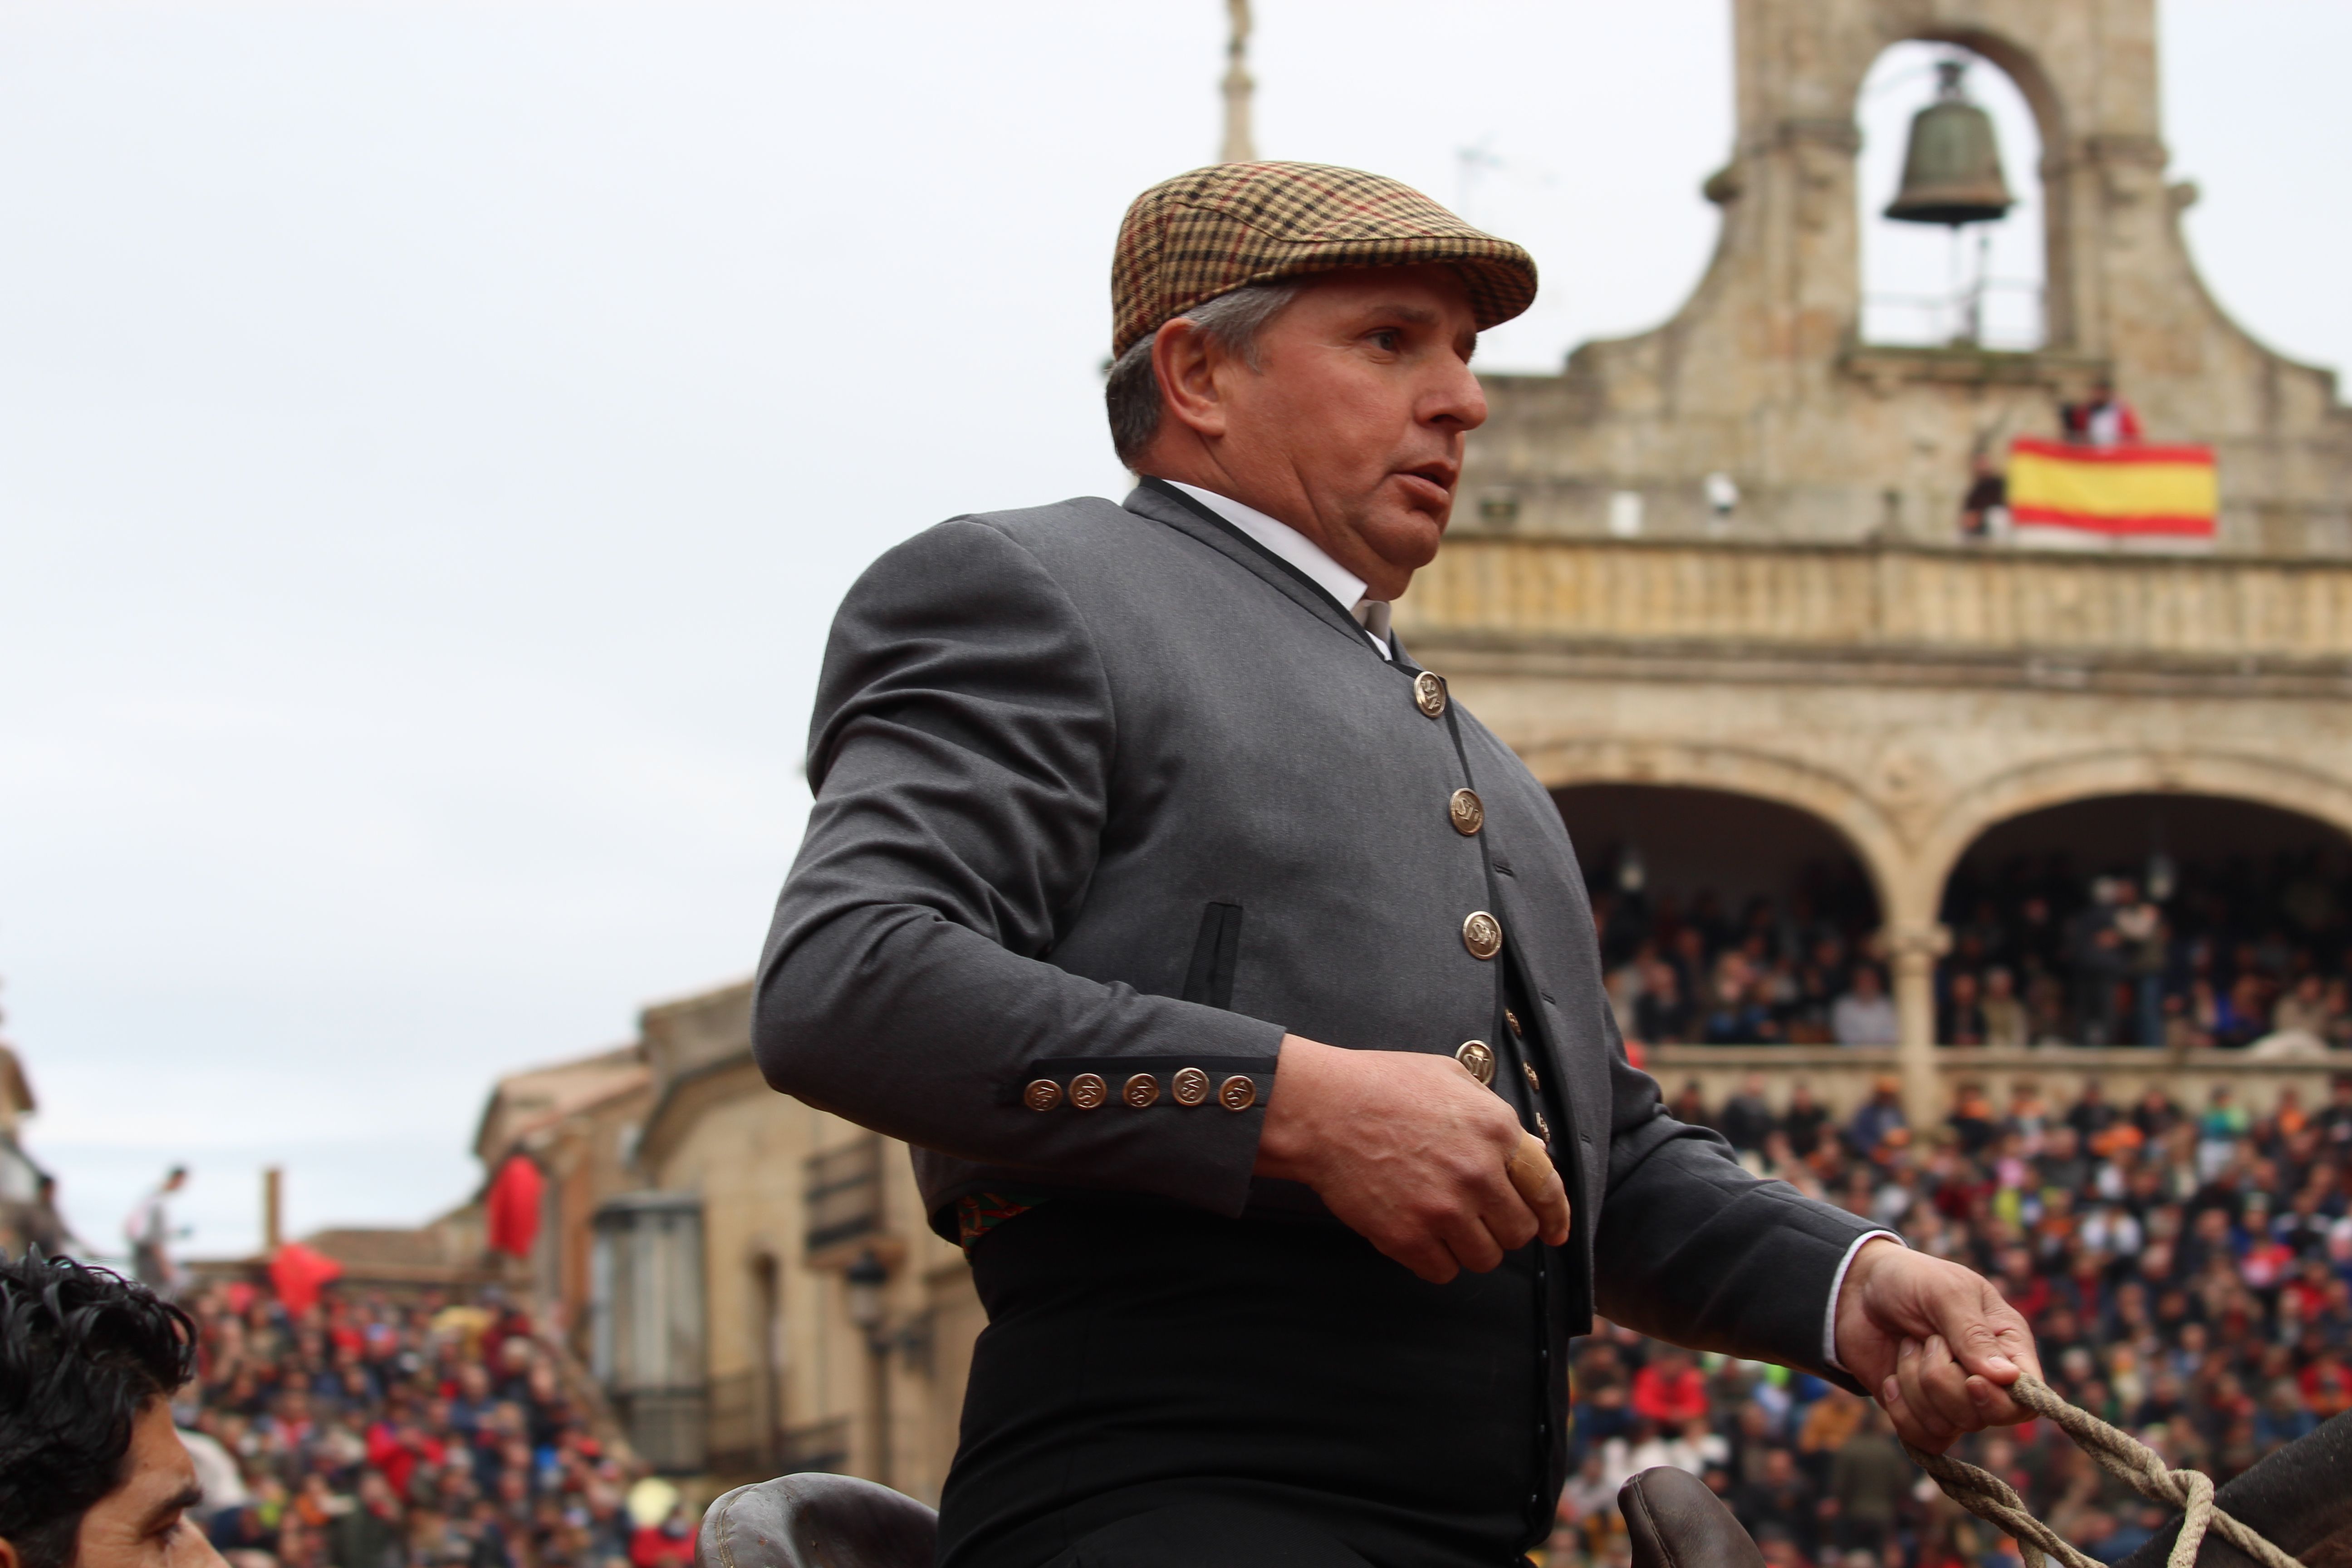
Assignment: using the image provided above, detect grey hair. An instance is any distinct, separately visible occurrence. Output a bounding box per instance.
[1104,278,1309,470]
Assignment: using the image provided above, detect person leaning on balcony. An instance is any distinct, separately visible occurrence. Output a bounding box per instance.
[753,160,2043,1568]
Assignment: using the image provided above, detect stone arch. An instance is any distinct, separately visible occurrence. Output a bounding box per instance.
[1919,748,2352,906]
[1514,738,1912,926]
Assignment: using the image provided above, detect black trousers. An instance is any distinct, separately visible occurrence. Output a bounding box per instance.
[936,1200,1572,1568]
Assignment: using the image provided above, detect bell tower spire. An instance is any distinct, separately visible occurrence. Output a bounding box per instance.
[1219,0,1255,163]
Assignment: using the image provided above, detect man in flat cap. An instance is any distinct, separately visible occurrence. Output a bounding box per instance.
[756,163,2037,1568]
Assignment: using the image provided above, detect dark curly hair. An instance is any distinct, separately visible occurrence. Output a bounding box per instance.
[0,1250,197,1568]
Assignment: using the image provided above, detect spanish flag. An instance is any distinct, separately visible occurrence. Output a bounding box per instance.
[2006,437,2218,542]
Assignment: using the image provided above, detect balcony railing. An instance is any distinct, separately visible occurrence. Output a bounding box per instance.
[1644,1043,2347,1120]
[1393,535,2352,665]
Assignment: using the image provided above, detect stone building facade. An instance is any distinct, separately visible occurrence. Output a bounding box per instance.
[1418,0,2352,1121]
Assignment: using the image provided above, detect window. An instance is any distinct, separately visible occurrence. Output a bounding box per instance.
[804,1136,882,1256]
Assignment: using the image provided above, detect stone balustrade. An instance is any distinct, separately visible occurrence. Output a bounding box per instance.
[1644,1044,2347,1123]
[1395,535,2352,667]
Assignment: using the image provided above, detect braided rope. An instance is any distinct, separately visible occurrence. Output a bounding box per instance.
[1903,1372,2303,1568]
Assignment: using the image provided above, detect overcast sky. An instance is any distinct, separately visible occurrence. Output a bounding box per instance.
[5,1,2347,1260]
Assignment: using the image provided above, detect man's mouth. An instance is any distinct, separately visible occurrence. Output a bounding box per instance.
[1396,464,1458,507]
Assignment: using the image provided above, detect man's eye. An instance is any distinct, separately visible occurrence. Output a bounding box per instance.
[1371,330,1400,352]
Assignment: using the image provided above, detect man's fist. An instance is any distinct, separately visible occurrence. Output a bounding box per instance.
[1833,1237,2041,1452]
[1253,1034,1572,1283]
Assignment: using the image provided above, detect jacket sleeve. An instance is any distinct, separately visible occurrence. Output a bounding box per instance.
[754,519,1285,1216]
[1588,1008,1881,1387]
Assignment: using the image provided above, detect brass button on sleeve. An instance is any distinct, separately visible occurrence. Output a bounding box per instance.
[1462,911,1503,960]
[1217,1074,1259,1112]
[1122,1073,1160,1108]
[1534,1110,1553,1147]
[1448,788,1485,836]
[1455,1040,1496,1086]
[1413,670,1447,719]
[1068,1073,1108,1110]
[1171,1067,1211,1107]
[1522,1062,1542,1093]
[1023,1078,1063,1112]
[1504,1007,1523,1037]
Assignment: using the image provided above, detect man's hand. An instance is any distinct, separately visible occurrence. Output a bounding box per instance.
[1254,1034,1571,1283]
[1833,1237,2040,1452]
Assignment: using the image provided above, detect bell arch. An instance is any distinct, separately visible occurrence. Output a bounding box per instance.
[1855,38,2053,352]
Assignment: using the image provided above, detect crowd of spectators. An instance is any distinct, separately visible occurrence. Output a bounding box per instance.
[1590,847,2352,1049]
[170,1283,686,1568]
[1549,1072,2352,1568]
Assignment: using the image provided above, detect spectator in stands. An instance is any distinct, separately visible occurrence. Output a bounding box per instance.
[1826,1404,1912,1556]
[1831,966,1899,1047]
[1631,1348,1709,1428]
[2275,974,2331,1040]
[1717,1073,1777,1156]
[0,1252,220,1568]
[1978,967,2028,1049]
[1551,1059,2352,1567]
[1846,1077,1908,1158]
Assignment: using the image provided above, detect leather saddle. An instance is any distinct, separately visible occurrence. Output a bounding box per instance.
[1621,1467,1766,1568]
[693,1466,1756,1568]
[696,1473,939,1568]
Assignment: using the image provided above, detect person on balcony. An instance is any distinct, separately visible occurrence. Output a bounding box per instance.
[1831,965,1900,1046]
[755,160,2042,1568]
[2061,379,2144,448]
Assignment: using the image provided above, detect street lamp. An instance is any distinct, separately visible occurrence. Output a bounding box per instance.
[843,1250,892,1487]
[844,1250,887,1335]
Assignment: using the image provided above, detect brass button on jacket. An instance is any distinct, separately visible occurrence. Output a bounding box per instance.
[1447,788,1484,836]
[1504,1007,1523,1037]
[1522,1062,1542,1093]
[1122,1073,1160,1108]
[1171,1066,1211,1107]
[1068,1073,1108,1110]
[1462,910,1503,960]
[1217,1074,1259,1112]
[1413,670,1447,719]
[1023,1078,1063,1112]
[1455,1040,1495,1086]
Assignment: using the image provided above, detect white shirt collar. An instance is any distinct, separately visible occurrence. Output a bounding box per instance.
[1163,481,1393,659]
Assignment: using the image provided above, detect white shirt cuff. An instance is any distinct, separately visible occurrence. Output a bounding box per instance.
[1822,1230,1903,1373]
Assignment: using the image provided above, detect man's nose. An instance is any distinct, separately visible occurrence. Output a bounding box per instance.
[1425,359,1489,431]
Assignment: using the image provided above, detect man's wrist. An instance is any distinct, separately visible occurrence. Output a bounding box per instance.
[1252,1034,1329,1181]
[1826,1231,1904,1373]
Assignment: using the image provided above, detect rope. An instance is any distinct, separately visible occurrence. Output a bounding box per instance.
[1903,1373,2303,1568]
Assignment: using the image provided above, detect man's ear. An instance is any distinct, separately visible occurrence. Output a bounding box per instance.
[1150,317,1230,442]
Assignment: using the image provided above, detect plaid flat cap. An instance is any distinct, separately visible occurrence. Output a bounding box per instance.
[1111,161,1538,358]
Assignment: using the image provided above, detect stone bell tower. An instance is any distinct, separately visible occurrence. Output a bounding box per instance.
[1460,0,2352,553]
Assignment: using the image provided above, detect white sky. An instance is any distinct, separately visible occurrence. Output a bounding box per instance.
[5,0,2346,1259]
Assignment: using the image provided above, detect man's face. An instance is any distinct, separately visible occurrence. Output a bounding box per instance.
[20,1400,228,1568]
[1159,264,1485,600]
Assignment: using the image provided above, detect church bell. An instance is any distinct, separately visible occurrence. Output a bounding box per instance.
[1884,60,2015,226]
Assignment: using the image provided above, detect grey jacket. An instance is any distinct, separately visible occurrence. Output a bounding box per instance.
[755,481,1877,1373]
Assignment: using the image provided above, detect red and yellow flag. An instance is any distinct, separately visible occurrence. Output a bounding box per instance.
[2006,437,2217,539]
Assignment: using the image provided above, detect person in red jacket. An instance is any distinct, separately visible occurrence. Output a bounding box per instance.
[1631,1347,1710,1426]
[629,1510,695,1568]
